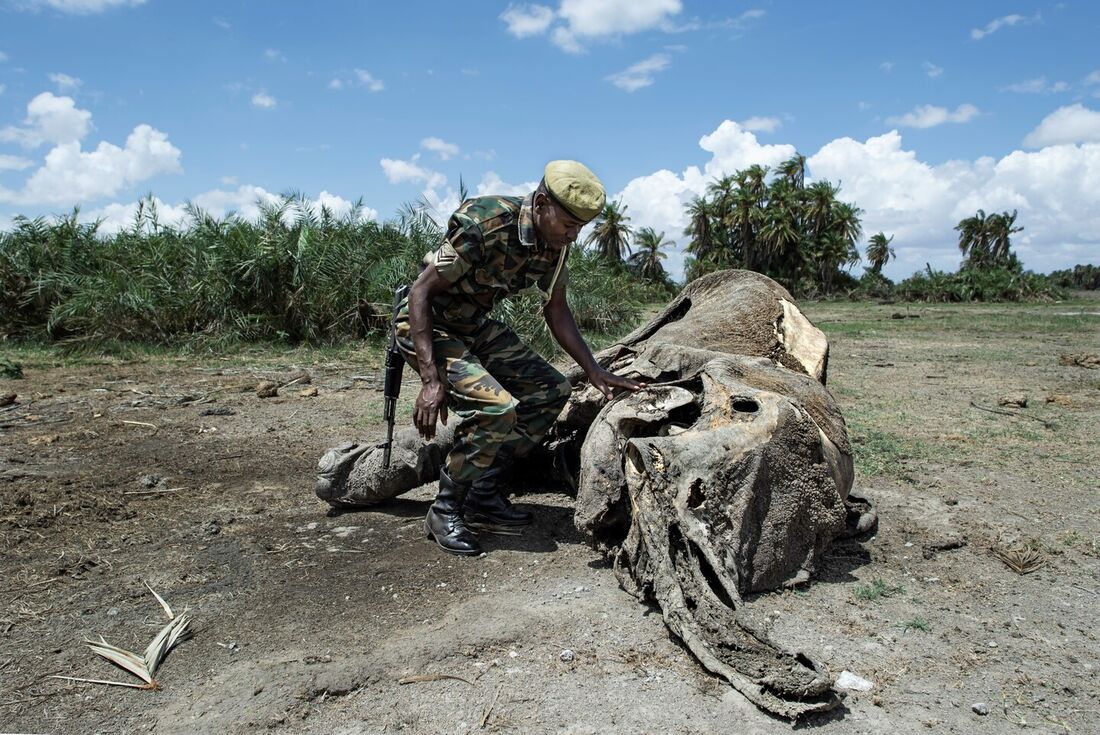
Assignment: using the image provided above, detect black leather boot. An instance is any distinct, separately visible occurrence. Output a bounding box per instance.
[465,462,533,535]
[425,471,483,556]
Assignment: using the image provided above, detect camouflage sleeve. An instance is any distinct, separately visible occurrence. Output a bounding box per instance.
[537,246,570,301]
[429,210,485,283]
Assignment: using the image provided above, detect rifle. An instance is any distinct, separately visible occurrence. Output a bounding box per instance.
[382,284,410,468]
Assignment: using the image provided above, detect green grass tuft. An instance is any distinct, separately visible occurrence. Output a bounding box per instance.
[853,578,905,601]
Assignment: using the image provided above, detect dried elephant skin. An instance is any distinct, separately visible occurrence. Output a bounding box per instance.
[314,270,862,718]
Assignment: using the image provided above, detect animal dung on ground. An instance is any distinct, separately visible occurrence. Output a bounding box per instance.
[299,386,319,398]
[1059,352,1099,369]
[998,394,1028,408]
[255,381,279,398]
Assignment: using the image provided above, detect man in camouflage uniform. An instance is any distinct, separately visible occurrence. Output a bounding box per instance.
[395,160,641,556]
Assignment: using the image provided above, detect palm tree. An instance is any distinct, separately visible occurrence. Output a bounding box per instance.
[866,232,895,274]
[777,153,807,190]
[956,209,991,268]
[583,199,633,263]
[988,210,1023,264]
[629,227,670,282]
[683,195,717,263]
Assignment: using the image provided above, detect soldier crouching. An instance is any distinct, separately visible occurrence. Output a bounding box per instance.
[395,160,642,556]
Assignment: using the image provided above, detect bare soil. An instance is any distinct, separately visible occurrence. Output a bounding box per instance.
[1,298,1098,734]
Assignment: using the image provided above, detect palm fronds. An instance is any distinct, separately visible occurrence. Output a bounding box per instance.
[49,586,192,691]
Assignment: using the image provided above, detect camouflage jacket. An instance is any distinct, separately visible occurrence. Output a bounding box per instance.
[420,193,569,327]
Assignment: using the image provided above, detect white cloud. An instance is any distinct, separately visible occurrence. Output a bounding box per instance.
[0,92,92,148]
[219,175,238,186]
[606,53,671,92]
[251,92,276,109]
[475,172,539,197]
[312,190,378,221]
[0,85,6,96]
[500,4,556,37]
[971,13,1039,40]
[0,51,8,63]
[886,104,979,129]
[380,156,446,189]
[1023,104,1100,147]
[327,78,344,90]
[880,61,894,73]
[502,0,683,52]
[1002,77,1069,94]
[48,72,82,92]
[923,62,944,79]
[741,116,781,133]
[22,0,145,13]
[420,136,459,160]
[263,48,286,62]
[0,124,182,206]
[213,16,230,29]
[615,120,1100,281]
[354,69,384,92]
[0,154,35,171]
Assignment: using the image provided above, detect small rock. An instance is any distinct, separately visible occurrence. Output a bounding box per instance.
[256,381,279,398]
[299,386,319,398]
[0,393,17,407]
[972,702,989,716]
[944,497,959,506]
[559,649,575,663]
[836,671,874,692]
[200,406,236,416]
[139,474,163,489]
[204,520,222,536]
[106,607,120,616]
[1045,393,1072,407]
[998,393,1028,408]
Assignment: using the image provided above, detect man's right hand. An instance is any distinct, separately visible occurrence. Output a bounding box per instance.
[414,379,449,440]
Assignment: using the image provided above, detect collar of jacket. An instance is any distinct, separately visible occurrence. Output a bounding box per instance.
[518,192,541,251]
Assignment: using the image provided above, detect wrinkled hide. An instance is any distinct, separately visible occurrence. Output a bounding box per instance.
[315,270,865,719]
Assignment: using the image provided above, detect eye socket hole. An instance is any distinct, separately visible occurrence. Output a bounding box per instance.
[731,398,760,414]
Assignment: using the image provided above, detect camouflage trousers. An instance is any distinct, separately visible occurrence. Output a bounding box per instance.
[395,315,572,484]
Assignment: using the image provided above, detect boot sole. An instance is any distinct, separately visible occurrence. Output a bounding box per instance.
[424,520,483,556]
[465,519,529,536]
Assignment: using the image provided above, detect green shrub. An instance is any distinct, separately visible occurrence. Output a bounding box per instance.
[896,264,1064,303]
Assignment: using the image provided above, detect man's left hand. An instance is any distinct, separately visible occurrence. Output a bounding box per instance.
[587,366,644,401]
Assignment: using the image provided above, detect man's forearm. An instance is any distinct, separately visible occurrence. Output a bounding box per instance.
[408,283,441,384]
[544,299,598,375]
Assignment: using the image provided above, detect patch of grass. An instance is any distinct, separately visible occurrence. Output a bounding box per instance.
[0,357,23,379]
[898,616,931,633]
[850,426,930,479]
[853,578,905,601]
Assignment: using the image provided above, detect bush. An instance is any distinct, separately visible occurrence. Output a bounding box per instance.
[1047,264,1100,290]
[0,196,664,353]
[896,265,1064,303]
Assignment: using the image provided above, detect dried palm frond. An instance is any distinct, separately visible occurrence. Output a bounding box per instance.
[996,544,1045,574]
[49,586,191,691]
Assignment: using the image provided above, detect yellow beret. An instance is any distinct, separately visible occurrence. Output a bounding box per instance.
[543,160,606,222]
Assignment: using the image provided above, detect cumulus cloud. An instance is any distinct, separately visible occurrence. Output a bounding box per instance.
[380,155,446,189]
[923,62,944,79]
[0,92,92,148]
[48,72,82,92]
[0,84,6,96]
[420,136,459,160]
[741,116,781,133]
[475,171,539,197]
[251,92,276,109]
[329,70,385,92]
[21,0,145,12]
[500,3,556,37]
[614,119,1100,281]
[0,124,182,206]
[971,13,1039,40]
[606,54,671,92]
[886,104,979,129]
[0,154,35,171]
[1023,104,1100,147]
[879,61,894,73]
[0,51,8,62]
[263,48,286,62]
[81,188,378,233]
[501,0,683,52]
[1002,77,1069,94]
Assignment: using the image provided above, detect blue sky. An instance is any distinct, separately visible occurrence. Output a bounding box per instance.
[1,0,1098,280]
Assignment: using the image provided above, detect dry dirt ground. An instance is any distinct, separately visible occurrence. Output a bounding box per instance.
[1,297,1098,735]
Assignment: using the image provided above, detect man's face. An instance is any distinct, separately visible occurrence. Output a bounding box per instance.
[533,191,587,249]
